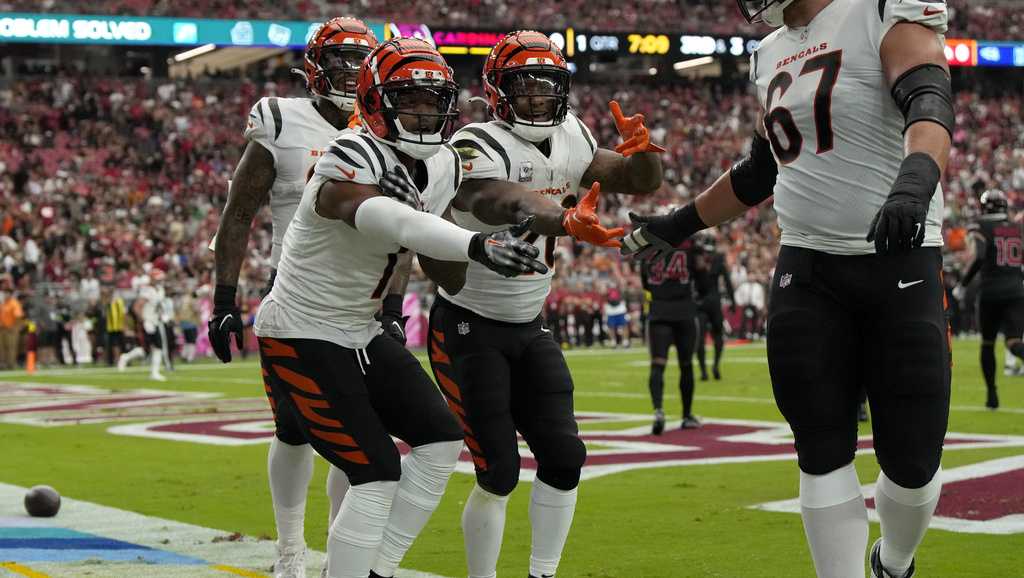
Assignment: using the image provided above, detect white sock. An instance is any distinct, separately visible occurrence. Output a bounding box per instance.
[150,349,163,375]
[327,465,351,528]
[121,347,145,365]
[327,480,398,578]
[268,438,314,551]
[799,463,868,578]
[875,469,942,577]
[528,479,578,578]
[373,440,461,577]
[183,343,195,362]
[462,484,511,578]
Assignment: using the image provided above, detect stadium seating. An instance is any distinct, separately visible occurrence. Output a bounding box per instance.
[3,0,1020,39]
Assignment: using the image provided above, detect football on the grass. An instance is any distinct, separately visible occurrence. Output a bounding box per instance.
[24,485,61,517]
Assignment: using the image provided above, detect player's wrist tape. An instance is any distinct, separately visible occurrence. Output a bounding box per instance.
[730,132,778,207]
[381,294,404,318]
[891,63,955,137]
[213,284,237,313]
[467,233,489,263]
[668,202,709,244]
[890,152,941,204]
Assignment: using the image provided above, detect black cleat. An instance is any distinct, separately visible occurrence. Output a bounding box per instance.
[986,388,1000,410]
[699,369,709,381]
[869,537,915,578]
[858,402,869,422]
[681,415,702,429]
[712,366,721,380]
[652,409,666,435]
[369,572,390,578]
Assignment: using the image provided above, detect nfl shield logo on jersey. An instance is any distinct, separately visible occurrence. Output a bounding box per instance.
[518,161,533,183]
[779,273,792,288]
[457,321,471,335]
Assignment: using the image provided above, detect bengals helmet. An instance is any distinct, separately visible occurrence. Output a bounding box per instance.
[736,0,798,27]
[981,189,1009,215]
[303,17,378,111]
[483,30,571,142]
[357,37,459,160]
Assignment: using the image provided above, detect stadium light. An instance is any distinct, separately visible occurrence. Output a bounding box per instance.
[673,56,714,71]
[173,43,216,62]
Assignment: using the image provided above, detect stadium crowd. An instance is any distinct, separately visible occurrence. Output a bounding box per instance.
[0,0,1022,366]
[2,0,1021,39]
[1,68,1019,366]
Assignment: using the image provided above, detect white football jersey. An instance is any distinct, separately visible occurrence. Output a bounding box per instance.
[139,285,165,333]
[244,97,345,267]
[255,131,463,349]
[750,0,948,255]
[441,115,598,322]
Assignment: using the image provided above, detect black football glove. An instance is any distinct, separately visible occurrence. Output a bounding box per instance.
[866,152,941,255]
[620,212,680,261]
[621,202,710,261]
[380,294,409,346]
[468,217,549,278]
[208,284,244,363]
[378,166,423,211]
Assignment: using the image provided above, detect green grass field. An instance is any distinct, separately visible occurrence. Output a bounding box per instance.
[1,339,1023,578]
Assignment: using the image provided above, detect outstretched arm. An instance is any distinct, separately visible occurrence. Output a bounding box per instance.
[454,178,568,236]
[620,111,775,259]
[319,171,548,277]
[454,179,623,247]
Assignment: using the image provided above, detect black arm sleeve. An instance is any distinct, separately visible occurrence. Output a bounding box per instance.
[891,63,955,137]
[729,132,778,207]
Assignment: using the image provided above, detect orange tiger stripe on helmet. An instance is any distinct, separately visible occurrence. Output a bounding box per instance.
[304,17,378,104]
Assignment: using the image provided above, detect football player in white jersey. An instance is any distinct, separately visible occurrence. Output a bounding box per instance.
[418,31,662,578]
[623,1,953,577]
[254,37,547,578]
[207,18,382,578]
[117,269,169,381]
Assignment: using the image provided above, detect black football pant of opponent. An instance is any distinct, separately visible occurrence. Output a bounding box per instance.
[259,335,463,485]
[428,297,586,497]
[977,296,1024,405]
[695,298,725,379]
[648,317,698,418]
[767,246,950,489]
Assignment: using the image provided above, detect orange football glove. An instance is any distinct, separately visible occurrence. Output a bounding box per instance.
[347,102,362,129]
[562,183,626,248]
[610,100,666,157]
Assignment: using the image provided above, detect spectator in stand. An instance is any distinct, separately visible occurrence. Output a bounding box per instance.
[733,273,766,340]
[604,287,630,348]
[0,285,24,369]
[103,287,126,367]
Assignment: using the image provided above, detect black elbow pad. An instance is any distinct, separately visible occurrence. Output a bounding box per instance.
[891,63,955,137]
[730,132,778,207]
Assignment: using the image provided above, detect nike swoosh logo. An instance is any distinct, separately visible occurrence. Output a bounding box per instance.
[898,280,924,289]
[218,315,234,330]
[337,165,356,180]
[923,6,944,15]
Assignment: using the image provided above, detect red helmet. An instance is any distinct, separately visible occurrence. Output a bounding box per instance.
[483,30,571,142]
[357,37,459,160]
[303,17,378,111]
